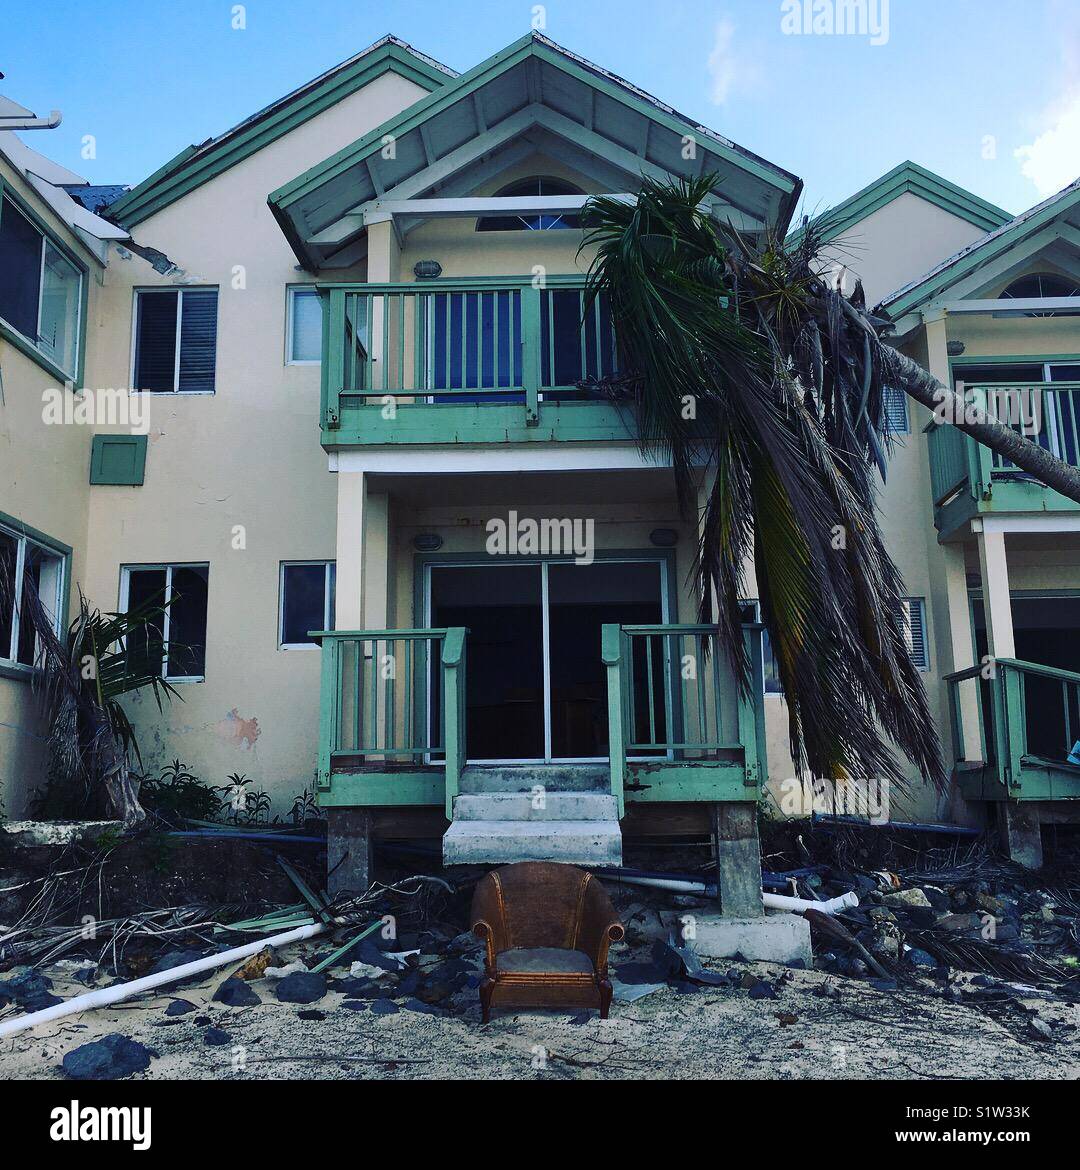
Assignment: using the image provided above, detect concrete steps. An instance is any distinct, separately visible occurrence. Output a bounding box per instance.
[442,768,622,866]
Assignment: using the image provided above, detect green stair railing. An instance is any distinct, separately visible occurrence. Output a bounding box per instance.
[311,627,467,812]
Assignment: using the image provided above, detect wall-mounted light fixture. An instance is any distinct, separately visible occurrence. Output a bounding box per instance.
[946,340,966,357]
[650,528,678,547]
[413,533,444,551]
[413,260,442,280]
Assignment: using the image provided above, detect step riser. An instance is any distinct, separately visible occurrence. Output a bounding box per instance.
[442,821,623,867]
[453,793,618,822]
[459,765,608,794]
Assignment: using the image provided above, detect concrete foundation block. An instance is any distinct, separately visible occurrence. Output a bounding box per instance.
[662,910,813,967]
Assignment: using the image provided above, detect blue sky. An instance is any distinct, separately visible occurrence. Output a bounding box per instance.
[3,0,1078,218]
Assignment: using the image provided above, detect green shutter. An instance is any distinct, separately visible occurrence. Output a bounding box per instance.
[90,434,148,486]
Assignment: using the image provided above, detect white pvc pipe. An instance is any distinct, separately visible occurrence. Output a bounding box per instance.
[0,921,327,1040]
[606,873,858,915]
[764,890,859,914]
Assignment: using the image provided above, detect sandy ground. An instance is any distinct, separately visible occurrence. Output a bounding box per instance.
[3,938,1078,1081]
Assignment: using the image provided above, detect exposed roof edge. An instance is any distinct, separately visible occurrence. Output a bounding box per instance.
[787,161,1011,249]
[108,36,456,229]
[877,176,1080,319]
[269,32,802,267]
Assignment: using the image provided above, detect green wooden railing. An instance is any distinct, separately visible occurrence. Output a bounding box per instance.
[602,622,766,814]
[927,382,1080,507]
[945,657,1080,792]
[320,276,616,432]
[312,627,467,815]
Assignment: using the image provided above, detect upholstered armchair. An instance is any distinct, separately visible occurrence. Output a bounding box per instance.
[470,862,625,1022]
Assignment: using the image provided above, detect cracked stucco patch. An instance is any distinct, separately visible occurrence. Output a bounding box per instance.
[214,709,261,749]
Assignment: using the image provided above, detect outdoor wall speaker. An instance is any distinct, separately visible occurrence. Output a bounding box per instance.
[414,260,443,280]
[947,340,966,356]
[413,533,443,551]
[650,528,678,547]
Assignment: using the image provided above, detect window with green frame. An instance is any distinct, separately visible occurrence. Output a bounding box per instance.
[0,189,84,379]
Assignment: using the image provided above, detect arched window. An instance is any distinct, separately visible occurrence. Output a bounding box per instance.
[999,272,1080,317]
[476,177,583,232]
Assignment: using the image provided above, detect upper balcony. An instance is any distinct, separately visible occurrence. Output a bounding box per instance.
[926,381,1080,538]
[318,275,641,448]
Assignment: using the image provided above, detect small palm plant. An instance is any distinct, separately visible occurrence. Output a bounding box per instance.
[582,176,1080,795]
[0,564,180,826]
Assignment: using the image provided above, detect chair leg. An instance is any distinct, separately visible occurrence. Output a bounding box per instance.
[479,977,495,1024]
[598,978,613,1020]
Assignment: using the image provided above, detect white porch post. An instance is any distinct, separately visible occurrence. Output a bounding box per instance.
[363,491,390,629]
[335,470,366,629]
[941,543,982,760]
[975,523,1015,660]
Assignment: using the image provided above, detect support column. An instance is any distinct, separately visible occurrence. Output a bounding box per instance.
[329,471,372,893]
[712,802,763,918]
[335,470,366,629]
[999,801,1044,870]
[975,524,1015,660]
[327,808,373,895]
[941,542,982,761]
[362,491,390,629]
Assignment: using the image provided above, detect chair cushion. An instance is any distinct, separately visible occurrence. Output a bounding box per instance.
[496,947,595,975]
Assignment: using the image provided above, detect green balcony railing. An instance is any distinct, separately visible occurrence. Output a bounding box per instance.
[945,657,1080,798]
[602,622,766,814]
[319,276,630,445]
[312,627,466,816]
[927,382,1080,521]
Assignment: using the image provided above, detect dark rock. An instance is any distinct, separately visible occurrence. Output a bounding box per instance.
[0,967,62,1011]
[869,978,898,992]
[920,885,951,912]
[748,980,778,1000]
[906,948,940,969]
[298,1009,325,1021]
[276,971,327,1004]
[62,1034,153,1080]
[342,1001,368,1012]
[213,977,261,1008]
[149,949,205,976]
[165,999,196,1016]
[204,1027,231,1046]
[369,998,399,1016]
[567,1011,590,1025]
[192,1015,212,1026]
[615,961,668,985]
[403,997,445,1016]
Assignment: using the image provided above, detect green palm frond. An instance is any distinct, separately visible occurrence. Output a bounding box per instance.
[583,175,946,793]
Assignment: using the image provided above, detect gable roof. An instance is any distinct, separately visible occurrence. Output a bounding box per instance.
[108,36,456,229]
[787,161,1010,249]
[269,32,802,269]
[878,176,1080,321]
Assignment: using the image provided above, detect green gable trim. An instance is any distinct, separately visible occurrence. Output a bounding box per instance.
[881,182,1080,320]
[787,161,1010,249]
[109,42,452,229]
[90,433,148,486]
[269,33,799,265]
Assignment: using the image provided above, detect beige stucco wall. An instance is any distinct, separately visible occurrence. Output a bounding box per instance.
[74,71,430,815]
[0,154,104,817]
[819,191,991,307]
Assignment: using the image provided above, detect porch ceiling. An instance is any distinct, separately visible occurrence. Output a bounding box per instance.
[369,466,683,508]
[269,33,801,269]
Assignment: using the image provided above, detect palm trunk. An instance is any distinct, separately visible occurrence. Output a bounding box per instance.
[882,347,1080,503]
[91,711,146,827]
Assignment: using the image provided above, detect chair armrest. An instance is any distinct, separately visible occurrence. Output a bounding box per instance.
[578,877,625,975]
[470,873,508,971]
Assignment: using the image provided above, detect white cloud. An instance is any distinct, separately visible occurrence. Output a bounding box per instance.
[1015,88,1080,197]
[707,18,738,105]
